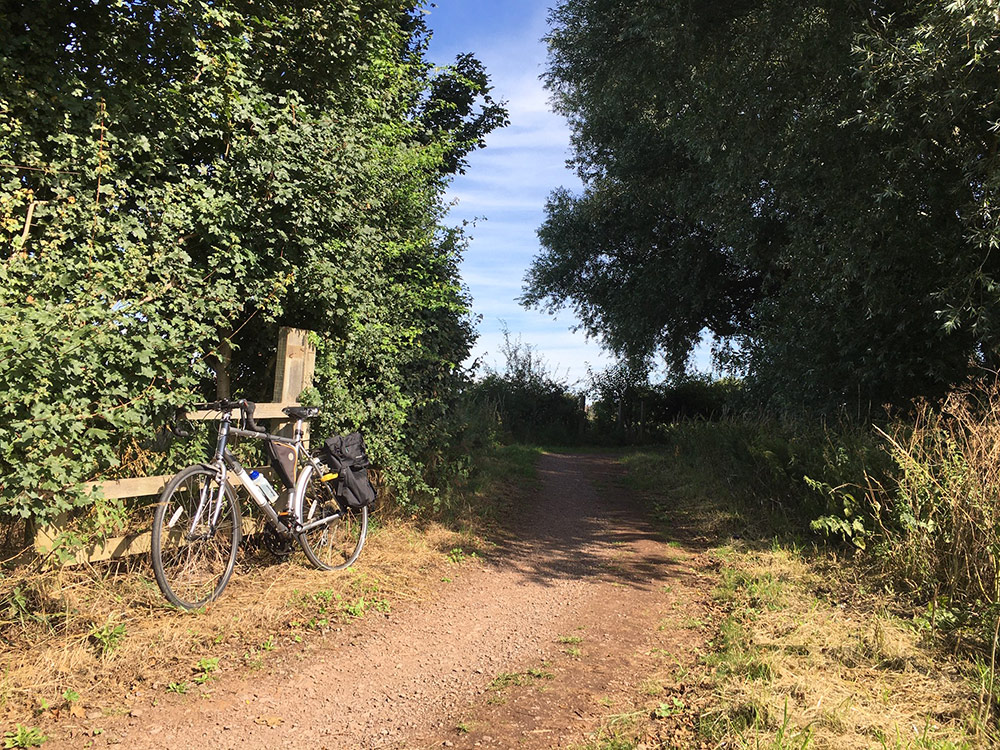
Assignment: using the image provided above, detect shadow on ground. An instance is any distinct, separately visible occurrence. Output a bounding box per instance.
[478,452,695,592]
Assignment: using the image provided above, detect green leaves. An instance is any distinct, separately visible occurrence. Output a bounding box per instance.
[0,1,506,526]
[531,0,998,412]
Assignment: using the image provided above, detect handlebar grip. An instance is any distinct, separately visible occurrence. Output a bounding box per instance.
[242,400,265,432]
[168,407,195,438]
[169,419,194,438]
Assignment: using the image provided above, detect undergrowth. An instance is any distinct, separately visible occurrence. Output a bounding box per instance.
[579,411,998,748]
[624,392,1000,669]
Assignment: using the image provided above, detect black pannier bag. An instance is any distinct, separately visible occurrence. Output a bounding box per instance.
[266,439,298,489]
[322,432,377,509]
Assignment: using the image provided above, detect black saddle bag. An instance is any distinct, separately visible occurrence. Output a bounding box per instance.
[265,439,298,489]
[322,432,377,509]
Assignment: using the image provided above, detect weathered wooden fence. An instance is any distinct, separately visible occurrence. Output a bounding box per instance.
[33,327,317,566]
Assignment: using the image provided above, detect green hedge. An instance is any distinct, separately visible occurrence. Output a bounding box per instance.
[0,1,505,535]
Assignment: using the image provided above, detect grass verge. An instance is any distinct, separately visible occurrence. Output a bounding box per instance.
[575,435,992,749]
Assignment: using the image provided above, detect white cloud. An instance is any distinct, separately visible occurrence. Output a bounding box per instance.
[427,1,601,383]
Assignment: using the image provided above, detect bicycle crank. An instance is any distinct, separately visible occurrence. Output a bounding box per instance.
[261,523,295,560]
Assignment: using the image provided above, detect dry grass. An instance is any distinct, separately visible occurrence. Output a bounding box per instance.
[577,542,987,750]
[872,384,1000,607]
[599,432,999,750]
[0,508,474,728]
[700,544,985,749]
[0,444,536,735]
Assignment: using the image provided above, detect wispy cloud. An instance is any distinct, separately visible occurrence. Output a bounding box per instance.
[427,1,608,383]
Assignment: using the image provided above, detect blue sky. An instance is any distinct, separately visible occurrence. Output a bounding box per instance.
[423,0,614,387]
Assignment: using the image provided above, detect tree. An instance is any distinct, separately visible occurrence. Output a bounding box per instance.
[470,327,581,444]
[527,0,995,412]
[0,0,506,528]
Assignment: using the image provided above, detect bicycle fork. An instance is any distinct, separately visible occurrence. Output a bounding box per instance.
[165,464,228,540]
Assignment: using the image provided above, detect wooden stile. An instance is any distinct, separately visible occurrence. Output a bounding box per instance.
[33,328,317,565]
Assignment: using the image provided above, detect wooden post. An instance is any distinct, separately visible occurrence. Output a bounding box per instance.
[272,327,316,404]
[271,325,317,447]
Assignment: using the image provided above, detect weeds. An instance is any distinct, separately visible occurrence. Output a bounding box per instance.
[192,657,219,685]
[88,621,126,658]
[487,667,554,693]
[614,433,986,749]
[653,697,685,718]
[447,547,477,564]
[3,724,47,748]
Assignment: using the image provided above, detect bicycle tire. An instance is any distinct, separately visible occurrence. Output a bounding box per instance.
[151,465,242,610]
[295,462,368,571]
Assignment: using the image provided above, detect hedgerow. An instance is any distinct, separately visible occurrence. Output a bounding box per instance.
[0,1,506,538]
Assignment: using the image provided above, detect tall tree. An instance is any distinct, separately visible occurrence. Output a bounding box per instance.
[527,0,997,411]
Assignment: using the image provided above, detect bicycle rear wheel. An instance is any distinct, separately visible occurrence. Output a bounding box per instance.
[151,465,242,610]
[296,463,368,570]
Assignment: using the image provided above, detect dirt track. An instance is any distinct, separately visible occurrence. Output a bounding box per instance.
[54,453,712,749]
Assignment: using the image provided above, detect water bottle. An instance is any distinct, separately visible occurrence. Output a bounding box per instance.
[249,470,279,503]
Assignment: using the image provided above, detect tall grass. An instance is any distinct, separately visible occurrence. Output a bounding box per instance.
[623,394,1000,654]
[872,387,1000,610]
[622,415,885,542]
[868,384,1000,730]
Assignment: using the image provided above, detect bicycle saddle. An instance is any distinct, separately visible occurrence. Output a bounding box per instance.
[282,405,320,419]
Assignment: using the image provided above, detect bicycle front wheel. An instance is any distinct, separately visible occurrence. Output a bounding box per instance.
[151,465,242,610]
[295,463,368,571]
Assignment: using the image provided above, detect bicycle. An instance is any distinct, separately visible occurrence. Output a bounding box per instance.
[150,398,369,610]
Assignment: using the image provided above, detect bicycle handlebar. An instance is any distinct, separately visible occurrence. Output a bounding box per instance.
[187,398,247,413]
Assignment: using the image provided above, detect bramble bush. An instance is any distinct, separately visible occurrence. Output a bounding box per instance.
[0,1,506,545]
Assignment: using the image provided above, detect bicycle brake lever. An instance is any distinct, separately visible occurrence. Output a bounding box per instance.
[242,399,265,432]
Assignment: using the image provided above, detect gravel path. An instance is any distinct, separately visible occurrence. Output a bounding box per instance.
[54,452,711,749]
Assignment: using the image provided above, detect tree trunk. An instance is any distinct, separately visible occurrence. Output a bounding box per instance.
[215,332,233,400]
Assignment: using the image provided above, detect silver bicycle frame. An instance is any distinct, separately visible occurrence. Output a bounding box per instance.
[169,414,233,537]
[223,413,342,537]
[291,453,343,533]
